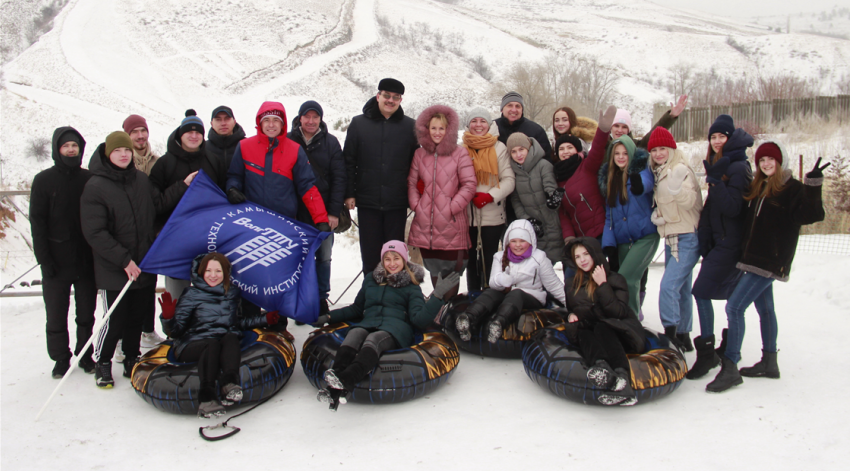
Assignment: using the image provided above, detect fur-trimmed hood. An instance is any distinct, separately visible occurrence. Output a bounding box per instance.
[571,116,598,144]
[372,261,426,288]
[597,142,649,196]
[415,104,460,155]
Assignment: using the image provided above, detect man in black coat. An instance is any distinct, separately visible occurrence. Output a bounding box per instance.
[289,100,346,314]
[81,131,189,388]
[343,78,419,273]
[30,126,97,378]
[493,91,552,158]
[206,105,246,174]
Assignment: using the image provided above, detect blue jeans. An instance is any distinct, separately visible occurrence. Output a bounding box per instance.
[694,296,715,338]
[316,233,334,300]
[724,272,776,364]
[659,232,699,332]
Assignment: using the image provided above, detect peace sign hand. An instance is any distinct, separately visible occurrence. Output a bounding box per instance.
[806,157,831,179]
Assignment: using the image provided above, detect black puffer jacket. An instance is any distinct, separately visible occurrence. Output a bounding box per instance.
[494,115,553,158]
[288,119,346,219]
[343,96,418,210]
[30,127,94,281]
[563,237,644,353]
[207,123,246,176]
[161,254,269,358]
[81,143,186,290]
[149,127,227,224]
[693,128,753,299]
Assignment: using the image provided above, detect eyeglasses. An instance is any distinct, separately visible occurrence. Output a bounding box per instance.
[380,92,402,102]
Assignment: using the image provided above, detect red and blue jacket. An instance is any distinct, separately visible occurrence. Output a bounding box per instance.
[226,101,328,224]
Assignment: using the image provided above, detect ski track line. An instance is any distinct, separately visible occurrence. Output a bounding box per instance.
[240,0,378,102]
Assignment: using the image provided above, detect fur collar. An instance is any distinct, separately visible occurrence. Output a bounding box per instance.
[597,147,649,196]
[372,262,426,288]
[415,104,459,155]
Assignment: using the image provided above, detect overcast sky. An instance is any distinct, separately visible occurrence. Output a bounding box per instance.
[648,0,843,18]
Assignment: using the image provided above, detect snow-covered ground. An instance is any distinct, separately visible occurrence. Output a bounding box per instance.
[2,237,849,469]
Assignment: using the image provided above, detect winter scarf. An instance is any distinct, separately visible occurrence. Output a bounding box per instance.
[462,132,500,188]
[372,261,426,288]
[506,245,533,264]
[553,153,582,182]
[132,142,157,174]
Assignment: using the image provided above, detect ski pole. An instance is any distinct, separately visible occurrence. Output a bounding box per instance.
[35,278,133,421]
[331,270,362,306]
[1,263,39,293]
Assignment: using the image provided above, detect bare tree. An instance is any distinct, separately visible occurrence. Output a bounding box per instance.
[668,62,695,97]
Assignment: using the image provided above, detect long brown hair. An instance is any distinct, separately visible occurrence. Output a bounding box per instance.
[198,252,232,292]
[552,106,578,140]
[570,244,598,301]
[606,143,629,207]
[744,164,787,201]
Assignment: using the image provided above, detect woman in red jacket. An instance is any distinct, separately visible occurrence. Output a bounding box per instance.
[407,105,477,299]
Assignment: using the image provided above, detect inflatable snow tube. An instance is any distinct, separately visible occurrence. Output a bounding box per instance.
[440,294,567,359]
[301,323,460,404]
[131,329,295,414]
[522,324,688,405]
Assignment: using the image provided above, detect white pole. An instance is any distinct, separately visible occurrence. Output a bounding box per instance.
[35,279,134,421]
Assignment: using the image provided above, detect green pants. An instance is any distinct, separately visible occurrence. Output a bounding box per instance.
[618,233,660,318]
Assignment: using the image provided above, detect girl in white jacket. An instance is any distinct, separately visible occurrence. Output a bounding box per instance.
[456,219,566,343]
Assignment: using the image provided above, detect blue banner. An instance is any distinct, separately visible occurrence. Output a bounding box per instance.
[140,171,329,323]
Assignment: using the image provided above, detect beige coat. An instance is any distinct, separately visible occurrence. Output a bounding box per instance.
[466,140,515,228]
[652,159,702,238]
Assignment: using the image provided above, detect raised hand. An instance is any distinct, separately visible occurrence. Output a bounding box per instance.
[591,265,607,285]
[158,292,177,319]
[597,105,618,134]
[671,95,688,117]
[806,157,831,179]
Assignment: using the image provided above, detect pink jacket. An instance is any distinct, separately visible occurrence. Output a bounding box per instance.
[407,105,477,251]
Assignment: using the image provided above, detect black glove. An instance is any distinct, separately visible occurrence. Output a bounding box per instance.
[806,157,831,179]
[227,187,246,204]
[629,173,644,196]
[703,157,730,185]
[546,188,565,209]
[40,262,57,279]
[527,218,544,239]
[311,314,330,328]
[603,246,620,273]
[316,222,332,233]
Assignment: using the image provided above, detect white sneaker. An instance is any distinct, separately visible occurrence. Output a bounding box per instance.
[140,331,165,348]
[113,340,125,363]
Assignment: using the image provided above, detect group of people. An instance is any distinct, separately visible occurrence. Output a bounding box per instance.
[31,76,827,415]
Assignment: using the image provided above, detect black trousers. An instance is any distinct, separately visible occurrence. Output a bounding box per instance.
[43,276,97,362]
[178,333,241,400]
[93,285,155,362]
[466,224,505,292]
[575,322,630,371]
[466,288,543,330]
[357,207,408,273]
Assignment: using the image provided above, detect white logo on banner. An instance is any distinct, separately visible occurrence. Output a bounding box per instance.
[227,218,300,273]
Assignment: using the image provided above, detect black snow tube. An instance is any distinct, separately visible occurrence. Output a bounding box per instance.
[440,294,566,359]
[301,323,459,404]
[131,329,295,414]
[522,324,688,406]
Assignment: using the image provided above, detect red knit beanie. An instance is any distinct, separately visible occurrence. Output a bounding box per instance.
[755,142,782,166]
[647,127,677,150]
[122,114,148,134]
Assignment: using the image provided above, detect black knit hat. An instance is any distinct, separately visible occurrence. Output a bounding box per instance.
[298,100,324,119]
[211,106,234,120]
[555,134,583,153]
[178,109,205,139]
[57,130,81,148]
[708,114,734,139]
[378,78,405,95]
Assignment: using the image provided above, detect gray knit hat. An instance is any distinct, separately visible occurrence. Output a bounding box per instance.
[501,91,524,110]
[464,107,492,128]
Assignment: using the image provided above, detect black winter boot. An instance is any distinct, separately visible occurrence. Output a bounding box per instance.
[706,356,743,393]
[664,326,684,350]
[486,316,505,344]
[325,348,380,392]
[686,335,721,379]
[715,328,728,357]
[739,350,780,379]
[598,368,638,406]
[677,332,694,352]
[94,361,114,389]
[586,360,615,389]
[332,346,358,373]
[456,301,490,341]
[123,356,139,378]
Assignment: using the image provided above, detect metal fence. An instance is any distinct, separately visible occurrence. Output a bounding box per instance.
[654,95,850,143]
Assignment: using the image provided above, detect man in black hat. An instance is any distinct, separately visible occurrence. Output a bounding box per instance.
[207,105,246,174]
[30,127,98,378]
[343,78,419,273]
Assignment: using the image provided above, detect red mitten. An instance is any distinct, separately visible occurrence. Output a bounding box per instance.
[265,310,280,325]
[417,180,425,195]
[158,292,177,319]
[472,192,494,209]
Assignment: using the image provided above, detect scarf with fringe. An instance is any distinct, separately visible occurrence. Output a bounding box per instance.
[462,132,500,188]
